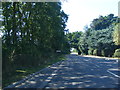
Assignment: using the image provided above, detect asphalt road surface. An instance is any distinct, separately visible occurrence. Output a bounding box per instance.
[5,54,119,89]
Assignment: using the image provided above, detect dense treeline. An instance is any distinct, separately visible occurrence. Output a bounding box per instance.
[2,2,70,74]
[67,14,120,57]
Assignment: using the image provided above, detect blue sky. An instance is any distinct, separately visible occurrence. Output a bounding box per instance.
[61,0,120,32]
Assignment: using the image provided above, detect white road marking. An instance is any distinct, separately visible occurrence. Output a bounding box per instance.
[107,70,120,78]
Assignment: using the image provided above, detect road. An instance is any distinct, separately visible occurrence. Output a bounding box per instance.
[5,54,119,89]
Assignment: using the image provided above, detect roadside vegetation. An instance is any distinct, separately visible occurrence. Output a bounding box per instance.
[1,2,70,88]
[67,14,120,58]
[3,55,66,88]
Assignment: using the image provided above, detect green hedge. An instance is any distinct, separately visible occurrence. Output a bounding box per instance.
[93,49,97,55]
[101,50,105,56]
[93,49,101,56]
[88,49,94,55]
[114,49,120,57]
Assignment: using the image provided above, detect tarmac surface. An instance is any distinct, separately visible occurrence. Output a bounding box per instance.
[5,54,119,89]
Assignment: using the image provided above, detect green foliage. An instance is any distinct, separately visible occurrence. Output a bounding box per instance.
[72,49,77,52]
[93,49,97,55]
[3,55,66,88]
[66,31,83,54]
[84,14,117,57]
[90,14,117,30]
[67,31,83,47]
[114,49,120,57]
[67,14,118,57]
[93,49,101,56]
[113,23,120,45]
[101,50,105,56]
[2,2,70,83]
[88,48,94,55]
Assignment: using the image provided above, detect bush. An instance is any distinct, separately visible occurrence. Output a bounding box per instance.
[93,49,101,56]
[101,50,105,56]
[93,49,97,55]
[114,49,120,57]
[88,49,94,55]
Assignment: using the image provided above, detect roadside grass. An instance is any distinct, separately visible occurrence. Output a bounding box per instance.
[3,54,66,88]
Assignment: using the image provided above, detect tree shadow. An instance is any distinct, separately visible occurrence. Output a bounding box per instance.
[5,54,119,89]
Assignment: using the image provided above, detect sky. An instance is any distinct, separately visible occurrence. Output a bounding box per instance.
[61,0,120,32]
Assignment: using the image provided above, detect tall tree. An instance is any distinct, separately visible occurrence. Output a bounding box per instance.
[2,2,69,73]
[113,23,120,46]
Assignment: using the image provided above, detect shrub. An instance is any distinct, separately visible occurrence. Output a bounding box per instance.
[93,49,97,55]
[114,49,120,57]
[101,50,105,56]
[88,49,94,55]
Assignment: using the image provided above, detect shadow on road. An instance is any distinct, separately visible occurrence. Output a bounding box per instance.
[45,54,119,88]
[4,54,119,89]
